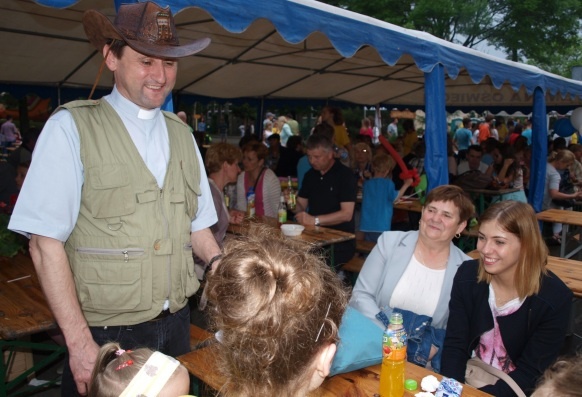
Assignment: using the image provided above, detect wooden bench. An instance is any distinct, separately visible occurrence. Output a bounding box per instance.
[189,325,213,351]
[356,240,376,255]
[341,255,365,274]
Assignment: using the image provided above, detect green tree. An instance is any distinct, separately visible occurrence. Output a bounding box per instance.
[527,40,582,78]
[321,0,581,77]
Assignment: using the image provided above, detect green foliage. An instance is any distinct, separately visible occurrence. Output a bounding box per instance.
[319,0,582,78]
[0,214,26,258]
[526,39,582,78]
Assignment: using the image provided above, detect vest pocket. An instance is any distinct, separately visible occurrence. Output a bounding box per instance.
[86,165,136,218]
[180,165,201,219]
[182,242,200,298]
[73,247,151,313]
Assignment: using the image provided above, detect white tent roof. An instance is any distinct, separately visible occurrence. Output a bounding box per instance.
[2,0,582,111]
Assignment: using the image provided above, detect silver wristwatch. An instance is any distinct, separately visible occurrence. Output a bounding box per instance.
[314,217,320,226]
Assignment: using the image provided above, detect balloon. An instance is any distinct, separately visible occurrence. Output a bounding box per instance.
[378,136,421,187]
[571,107,582,132]
[553,118,576,137]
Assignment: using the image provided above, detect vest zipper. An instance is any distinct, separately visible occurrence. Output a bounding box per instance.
[159,188,171,303]
[75,247,145,263]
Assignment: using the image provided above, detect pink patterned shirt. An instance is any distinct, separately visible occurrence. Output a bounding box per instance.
[474,284,524,373]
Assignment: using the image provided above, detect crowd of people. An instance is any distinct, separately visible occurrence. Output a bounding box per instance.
[1,2,580,396]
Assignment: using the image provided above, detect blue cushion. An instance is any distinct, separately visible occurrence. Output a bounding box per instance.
[330,306,384,376]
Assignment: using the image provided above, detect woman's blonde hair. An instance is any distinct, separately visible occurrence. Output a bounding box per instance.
[477,201,547,298]
[205,143,242,174]
[206,227,349,397]
[548,149,575,164]
[88,343,184,397]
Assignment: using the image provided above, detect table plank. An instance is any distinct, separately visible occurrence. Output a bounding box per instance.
[0,254,57,339]
[544,257,582,298]
[536,209,582,259]
[227,216,355,246]
[179,346,492,397]
[536,209,582,226]
[394,199,423,213]
[465,188,519,196]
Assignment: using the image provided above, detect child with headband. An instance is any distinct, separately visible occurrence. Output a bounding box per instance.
[89,342,192,397]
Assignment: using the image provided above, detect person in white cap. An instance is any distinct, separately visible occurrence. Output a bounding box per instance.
[8,2,221,395]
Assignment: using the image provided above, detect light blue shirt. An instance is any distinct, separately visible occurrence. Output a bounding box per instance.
[9,86,217,241]
[522,128,532,145]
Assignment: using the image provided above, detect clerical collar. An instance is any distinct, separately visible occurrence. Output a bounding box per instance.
[107,86,159,120]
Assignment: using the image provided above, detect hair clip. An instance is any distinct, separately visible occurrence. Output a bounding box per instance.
[315,303,332,343]
[115,349,126,356]
[115,360,134,371]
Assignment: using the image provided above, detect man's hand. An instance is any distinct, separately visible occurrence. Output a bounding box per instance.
[70,338,100,395]
[295,211,315,226]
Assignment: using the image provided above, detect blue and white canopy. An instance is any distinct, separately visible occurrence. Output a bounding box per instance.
[2,0,581,111]
[2,0,581,209]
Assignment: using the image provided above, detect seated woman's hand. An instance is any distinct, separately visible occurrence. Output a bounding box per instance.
[229,210,245,224]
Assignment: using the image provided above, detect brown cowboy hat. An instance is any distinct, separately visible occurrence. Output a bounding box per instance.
[83,1,210,59]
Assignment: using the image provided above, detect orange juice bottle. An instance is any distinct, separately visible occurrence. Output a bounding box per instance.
[379,312,407,397]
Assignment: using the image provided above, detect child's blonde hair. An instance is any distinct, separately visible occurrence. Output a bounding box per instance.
[372,153,395,175]
[533,354,582,397]
[89,342,186,397]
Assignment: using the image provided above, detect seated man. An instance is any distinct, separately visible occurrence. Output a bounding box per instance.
[295,134,357,269]
[457,145,488,175]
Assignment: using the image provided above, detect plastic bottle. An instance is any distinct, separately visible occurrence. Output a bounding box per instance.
[286,176,296,211]
[379,312,407,397]
[278,194,287,224]
[246,187,255,218]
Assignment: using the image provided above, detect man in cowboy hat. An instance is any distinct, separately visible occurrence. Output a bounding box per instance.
[9,2,220,395]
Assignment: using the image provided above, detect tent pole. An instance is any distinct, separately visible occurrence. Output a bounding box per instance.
[259,98,265,141]
[424,64,449,192]
[529,87,548,212]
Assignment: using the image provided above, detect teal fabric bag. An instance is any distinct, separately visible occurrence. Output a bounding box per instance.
[330,306,384,376]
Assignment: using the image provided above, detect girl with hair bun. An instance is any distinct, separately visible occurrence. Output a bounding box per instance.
[206,227,349,397]
[89,342,190,397]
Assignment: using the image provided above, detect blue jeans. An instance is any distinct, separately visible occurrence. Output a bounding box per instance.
[60,305,191,396]
[376,307,446,373]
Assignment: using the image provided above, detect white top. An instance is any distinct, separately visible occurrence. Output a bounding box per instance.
[389,254,446,317]
[9,86,217,241]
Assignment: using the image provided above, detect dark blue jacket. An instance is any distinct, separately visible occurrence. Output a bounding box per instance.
[441,260,572,397]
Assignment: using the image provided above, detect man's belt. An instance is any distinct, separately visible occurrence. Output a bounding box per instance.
[149,309,173,322]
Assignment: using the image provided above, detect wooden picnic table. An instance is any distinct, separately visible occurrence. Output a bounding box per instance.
[467,250,582,299]
[0,254,57,339]
[0,253,65,395]
[465,187,520,214]
[536,209,582,259]
[394,198,423,213]
[179,342,492,397]
[227,215,355,247]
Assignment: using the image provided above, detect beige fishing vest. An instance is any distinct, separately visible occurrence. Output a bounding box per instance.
[60,99,201,327]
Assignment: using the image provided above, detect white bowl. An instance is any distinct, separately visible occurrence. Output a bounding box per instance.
[280,224,305,237]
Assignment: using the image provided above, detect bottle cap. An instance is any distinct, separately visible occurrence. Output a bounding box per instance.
[404,379,418,391]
